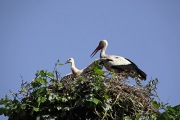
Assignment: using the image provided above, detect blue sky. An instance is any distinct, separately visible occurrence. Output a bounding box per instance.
[0,0,180,119]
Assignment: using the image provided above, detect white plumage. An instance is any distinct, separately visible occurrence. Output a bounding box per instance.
[90,40,147,80]
[65,58,103,77]
[65,58,83,76]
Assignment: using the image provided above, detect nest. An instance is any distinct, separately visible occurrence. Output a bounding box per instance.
[51,71,158,119]
[7,70,158,120]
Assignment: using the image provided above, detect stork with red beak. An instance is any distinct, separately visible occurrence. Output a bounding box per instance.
[90,40,147,80]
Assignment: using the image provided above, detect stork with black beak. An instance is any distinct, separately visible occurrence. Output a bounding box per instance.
[65,58,83,76]
[90,40,147,80]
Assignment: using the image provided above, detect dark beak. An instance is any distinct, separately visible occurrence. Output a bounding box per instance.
[90,46,101,57]
[64,61,69,64]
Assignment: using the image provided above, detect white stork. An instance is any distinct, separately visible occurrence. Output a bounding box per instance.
[90,40,147,80]
[65,58,103,77]
[65,58,83,76]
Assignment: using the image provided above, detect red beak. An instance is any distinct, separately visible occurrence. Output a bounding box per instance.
[90,46,101,57]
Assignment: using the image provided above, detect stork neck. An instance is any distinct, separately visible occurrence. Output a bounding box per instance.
[100,46,107,58]
[71,61,76,68]
[71,62,79,74]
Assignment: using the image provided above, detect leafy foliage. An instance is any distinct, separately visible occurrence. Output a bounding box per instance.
[0,61,179,120]
[154,104,180,120]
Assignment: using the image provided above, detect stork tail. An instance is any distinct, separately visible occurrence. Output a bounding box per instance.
[136,68,147,80]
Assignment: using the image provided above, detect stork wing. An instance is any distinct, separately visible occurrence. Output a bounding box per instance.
[110,57,142,71]
[111,58,147,80]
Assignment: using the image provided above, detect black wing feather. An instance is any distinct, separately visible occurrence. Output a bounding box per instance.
[111,58,147,80]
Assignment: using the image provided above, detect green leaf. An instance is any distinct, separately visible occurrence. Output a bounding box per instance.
[152,100,160,109]
[40,70,46,77]
[33,87,46,97]
[92,98,100,105]
[57,59,63,66]
[33,107,39,112]
[21,104,26,110]
[173,104,180,110]
[103,94,109,100]
[41,96,47,103]
[94,68,104,75]
[58,63,63,66]
[47,72,54,78]
[0,107,7,115]
[157,112,169,120]
[31,81,41,88]
[21,87,26,92]
[0,100,3,105]
[61,97,68,102]
[38,96,47,107]
[167,106,176,114]
[36,78,47,85]
[38,87,46,94]
[123,116,132,120]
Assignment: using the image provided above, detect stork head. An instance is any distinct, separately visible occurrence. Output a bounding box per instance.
[90,40,108,57]
[65,58,74,64]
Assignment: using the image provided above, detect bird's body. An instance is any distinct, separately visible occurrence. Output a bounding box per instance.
[91,40,147,80]
[65,58,103,77]
[65,58,83,77]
